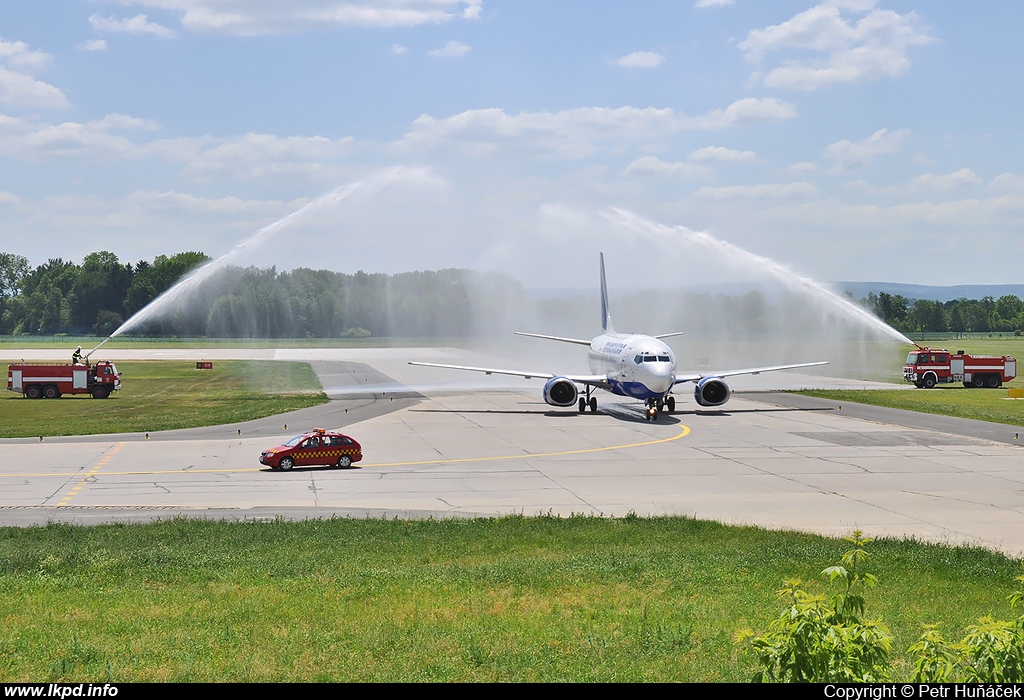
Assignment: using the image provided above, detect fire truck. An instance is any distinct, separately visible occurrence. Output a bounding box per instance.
[7,360,121,399]
[903,346,1016,389]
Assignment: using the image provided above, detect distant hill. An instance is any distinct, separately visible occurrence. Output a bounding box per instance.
[529,282,1024,303]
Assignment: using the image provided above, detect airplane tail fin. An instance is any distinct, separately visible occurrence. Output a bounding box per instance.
[599,252,615,333]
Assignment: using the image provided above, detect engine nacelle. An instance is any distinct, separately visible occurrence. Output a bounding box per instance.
[694,376,731,407]
[543,376,578,407]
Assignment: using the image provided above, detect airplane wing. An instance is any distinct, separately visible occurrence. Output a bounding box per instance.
[408,361,608,386]
[673,360,828,384]
[514,331,592,346]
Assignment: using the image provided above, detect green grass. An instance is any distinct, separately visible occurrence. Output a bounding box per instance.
[0,361,327,438]
[0,516,1018,682]
[796,387,1024,427]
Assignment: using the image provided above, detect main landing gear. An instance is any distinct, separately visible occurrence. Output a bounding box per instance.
[578,386,598,413]
[645,396,676,421]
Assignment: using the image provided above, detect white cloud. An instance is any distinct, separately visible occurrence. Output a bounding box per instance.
[694,0,734,7]
[738,2,933,90]
[107,1,482,36]
[910,168,980,191]
[846,168,981,195]
[428,40,471,58]
[391,43,408,54]
[988,173,1024,194]
[0,40,68,109]
[90,113,162,132]
[787,161,818,173]
[688,146,757,163]
[694,182,817,199]
[623,156,711,178]
[824,128,906,169]
[0,67,69,110]
[692,97,797,127]
[181,132,356,180]
[0,40,53,72]
[0,116,141,160]
[617,51,664,68]
[78,39,108,51]
[89,14,177,38]
[0,191,21,206]
[399,99,795,159]
[0,113,200,162]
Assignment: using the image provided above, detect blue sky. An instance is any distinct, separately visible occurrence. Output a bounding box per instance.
[1,0,1022,288]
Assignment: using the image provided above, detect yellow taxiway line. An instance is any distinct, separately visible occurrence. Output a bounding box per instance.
[1,425,690,478]
[53,442,126,507]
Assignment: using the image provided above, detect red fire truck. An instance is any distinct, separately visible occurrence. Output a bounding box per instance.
[903,347,1017,389]
[7,360,121,399]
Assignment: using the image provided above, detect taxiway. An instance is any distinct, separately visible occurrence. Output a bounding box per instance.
[1,348,1022,555]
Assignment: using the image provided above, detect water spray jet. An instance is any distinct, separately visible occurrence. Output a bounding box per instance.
[97,168,409,346]
[607,208,915,346]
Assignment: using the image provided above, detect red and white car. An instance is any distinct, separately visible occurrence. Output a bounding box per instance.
[259,429,362,471]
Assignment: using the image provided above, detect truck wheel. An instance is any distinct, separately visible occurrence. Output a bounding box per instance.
[90,386,109,399]
[43,385,60,399]
[986,375,1001,388]
[337,455,352,468]
[923,376,936,389]
[963,382,973,388]
[279,457,294,471]
[972,375,986,388]
[25,385,42,399]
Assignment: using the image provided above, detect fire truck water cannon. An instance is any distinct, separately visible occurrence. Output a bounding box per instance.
[904,347,1017,389]
[8,336,122,400]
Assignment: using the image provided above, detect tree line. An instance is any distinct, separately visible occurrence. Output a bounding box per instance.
[862,291,1024,336]
[1,249,1020,338]
[0,250,528,338]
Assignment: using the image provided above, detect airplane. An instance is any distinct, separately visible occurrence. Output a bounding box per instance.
[409,253,828,421]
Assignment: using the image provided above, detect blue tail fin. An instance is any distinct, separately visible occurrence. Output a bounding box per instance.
[600,252,615,333]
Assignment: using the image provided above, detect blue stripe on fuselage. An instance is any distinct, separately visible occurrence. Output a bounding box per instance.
[607,378,665,400]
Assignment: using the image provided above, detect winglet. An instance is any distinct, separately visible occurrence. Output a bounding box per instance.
[599,252,614,333]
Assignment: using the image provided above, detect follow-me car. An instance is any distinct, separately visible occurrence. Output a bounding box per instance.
[260,428,362,470]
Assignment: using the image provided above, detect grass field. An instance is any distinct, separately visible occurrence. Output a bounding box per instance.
[797,387,1024,426]
[0,361,327,438]
[0,516,1019,682]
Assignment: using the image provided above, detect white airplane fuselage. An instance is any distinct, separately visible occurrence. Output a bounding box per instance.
[409,252,827,420]
[588,333,676,400]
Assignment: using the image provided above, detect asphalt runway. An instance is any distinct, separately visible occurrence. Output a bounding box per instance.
[2,348,1023,555]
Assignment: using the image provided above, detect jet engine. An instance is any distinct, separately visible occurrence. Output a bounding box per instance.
[694,376,731,407]
[543,376,578,407]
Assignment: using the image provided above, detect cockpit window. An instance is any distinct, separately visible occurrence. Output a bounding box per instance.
[658,356,670,362]
[634,355,643,365]
[643,355,656,362]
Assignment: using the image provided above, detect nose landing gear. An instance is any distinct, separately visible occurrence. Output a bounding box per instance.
[644,395,676,421]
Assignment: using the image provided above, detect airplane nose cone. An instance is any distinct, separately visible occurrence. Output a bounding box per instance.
[639,363,674,393]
